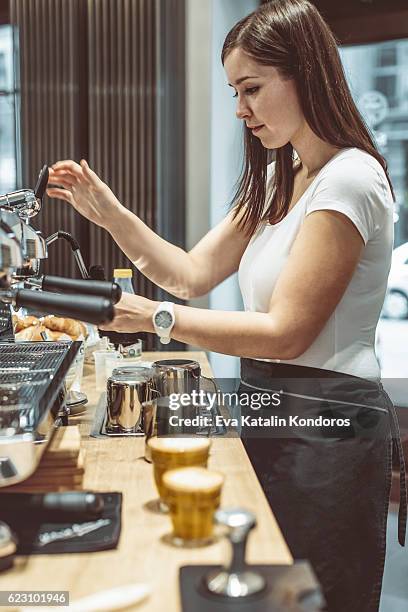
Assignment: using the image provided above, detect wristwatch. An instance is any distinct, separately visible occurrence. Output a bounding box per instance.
[152,301,175,344]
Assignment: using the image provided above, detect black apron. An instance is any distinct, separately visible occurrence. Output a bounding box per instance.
[238,358,407,612]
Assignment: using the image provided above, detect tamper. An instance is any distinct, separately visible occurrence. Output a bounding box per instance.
[204,508,266,598]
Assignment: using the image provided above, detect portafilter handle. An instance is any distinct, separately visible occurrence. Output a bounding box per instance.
[11,288,114,325]
[35,276,122,304]
[203,508,266,598]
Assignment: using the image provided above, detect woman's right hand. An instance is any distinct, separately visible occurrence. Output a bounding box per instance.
[47,159,123,230]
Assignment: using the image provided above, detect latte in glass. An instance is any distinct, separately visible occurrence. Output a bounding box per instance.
[163,466,224,544]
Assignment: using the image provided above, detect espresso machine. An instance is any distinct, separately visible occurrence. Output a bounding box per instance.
[0,167,121,487]
[0,166,122,337]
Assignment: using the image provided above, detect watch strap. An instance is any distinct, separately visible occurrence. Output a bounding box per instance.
[153,301,175,344]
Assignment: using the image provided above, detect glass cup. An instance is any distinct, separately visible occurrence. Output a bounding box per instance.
[162,466,224,546]
[64,341,85,393]
[147,437,211,512]
[105,352,125,379]
[93,350,122,391]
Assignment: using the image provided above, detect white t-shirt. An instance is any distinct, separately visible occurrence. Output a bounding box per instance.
[238,148,394,379]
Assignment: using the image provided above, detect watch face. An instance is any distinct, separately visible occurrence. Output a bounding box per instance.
[154,311,173,329]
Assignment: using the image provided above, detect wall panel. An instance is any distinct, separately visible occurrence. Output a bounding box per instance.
[10,0,186,350]
[10,0,83,276]
[10,0,159,304]
[87,0,158,300]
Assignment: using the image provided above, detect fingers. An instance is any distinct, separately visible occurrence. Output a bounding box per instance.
[51,160,82,174]
[46,187,75,205]
[48,165,76,178]
[48,174,76,190]
[50,159,103,189]
[50,160,93,187]
[80,159,104,187]
[48,167,80,186]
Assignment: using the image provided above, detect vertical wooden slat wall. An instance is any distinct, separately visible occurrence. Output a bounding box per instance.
[87,0,157,301]
[9,0,83,277]
[9,0,158,306]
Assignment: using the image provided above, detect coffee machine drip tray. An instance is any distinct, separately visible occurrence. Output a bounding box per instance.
[90,393,227,439]
[91,394,151,438]
[0,341,81,486]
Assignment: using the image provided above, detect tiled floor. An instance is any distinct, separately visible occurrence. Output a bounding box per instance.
[380,510,408,611]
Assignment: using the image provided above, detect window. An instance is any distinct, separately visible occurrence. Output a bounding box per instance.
[0,24,19,194]
[374,74,397,108]
[341,40,408,379]
[377,46,397,67]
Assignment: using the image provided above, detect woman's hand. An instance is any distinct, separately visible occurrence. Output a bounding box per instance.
[99,292,157,333]
[47,159,123,230]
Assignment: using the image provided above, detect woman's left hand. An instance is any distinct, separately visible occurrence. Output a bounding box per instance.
[99,292,157,333]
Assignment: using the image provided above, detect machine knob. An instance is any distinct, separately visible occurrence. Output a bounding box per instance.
[203,508,266,598]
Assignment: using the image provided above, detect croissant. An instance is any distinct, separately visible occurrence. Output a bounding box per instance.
[43,316,84,340]
[30,324,48,341]
[15,326,35,341]
[14,315,40,332]
[15,324,47,341]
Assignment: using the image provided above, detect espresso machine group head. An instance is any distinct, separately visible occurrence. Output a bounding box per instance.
[0,162,47,221]
[0,165,122,333]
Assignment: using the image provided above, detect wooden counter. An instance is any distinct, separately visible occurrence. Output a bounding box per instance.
[0,352,292,611]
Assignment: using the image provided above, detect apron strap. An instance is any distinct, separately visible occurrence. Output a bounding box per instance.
[388,401,407,547]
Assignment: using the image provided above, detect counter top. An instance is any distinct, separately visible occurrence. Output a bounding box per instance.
[0,351,292,611]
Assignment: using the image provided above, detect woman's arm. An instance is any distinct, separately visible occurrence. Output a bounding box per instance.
[48,160,250,299]
[102,209,364,359]
[107,206,251,299]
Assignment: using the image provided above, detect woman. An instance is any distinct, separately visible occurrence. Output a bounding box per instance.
[47,1,406,609]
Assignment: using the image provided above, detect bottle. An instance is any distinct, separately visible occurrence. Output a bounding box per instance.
[113,269,135,295]
[99,268,143,353]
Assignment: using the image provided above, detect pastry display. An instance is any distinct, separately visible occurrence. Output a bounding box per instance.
[13,315,40,332]
[43,329,73,342]
[13,315,88,343]
[15,324,47,342]
[43,316,87,340]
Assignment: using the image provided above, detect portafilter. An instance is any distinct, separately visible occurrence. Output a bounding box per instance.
[0,164,48,278]
[0,166,122,302]
[0,212,116,327]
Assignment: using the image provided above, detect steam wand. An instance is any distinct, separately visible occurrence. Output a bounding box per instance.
[45,231,90,279]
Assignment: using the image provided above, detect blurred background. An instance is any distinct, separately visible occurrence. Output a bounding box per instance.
[0,0,406,375]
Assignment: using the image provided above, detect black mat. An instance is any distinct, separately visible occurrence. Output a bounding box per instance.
[179,562,325,612]
[0,492,122,554]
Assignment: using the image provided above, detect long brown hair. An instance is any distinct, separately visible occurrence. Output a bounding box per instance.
[222,0,394,236]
